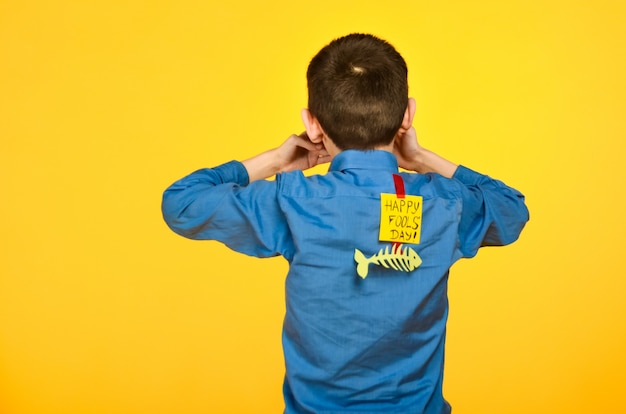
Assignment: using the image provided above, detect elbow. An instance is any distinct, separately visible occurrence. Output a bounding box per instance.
[161,188,217,240]
[514,200,530,240]
[483,197,530,247]
[161,190,195,239]
[513,194,530,233]
[501,198,530,245]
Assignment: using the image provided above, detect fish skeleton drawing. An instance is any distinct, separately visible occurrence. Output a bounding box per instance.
[354,244,422,279]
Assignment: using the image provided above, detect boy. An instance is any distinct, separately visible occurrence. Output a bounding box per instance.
[162,33,529,413]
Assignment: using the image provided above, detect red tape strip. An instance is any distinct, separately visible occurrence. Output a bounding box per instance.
[392,174,405,198]
[392,174,405,251]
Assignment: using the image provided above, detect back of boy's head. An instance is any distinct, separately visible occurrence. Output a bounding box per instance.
[307,33,409,150]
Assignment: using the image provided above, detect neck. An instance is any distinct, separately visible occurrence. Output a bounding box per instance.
[323,135,395,160]
[322,135,342,159]
[374,142,395,153]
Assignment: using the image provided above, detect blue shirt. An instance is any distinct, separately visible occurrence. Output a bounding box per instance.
[162,150,529,413]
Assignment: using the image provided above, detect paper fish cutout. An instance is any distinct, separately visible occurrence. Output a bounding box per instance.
[354,244,422,279]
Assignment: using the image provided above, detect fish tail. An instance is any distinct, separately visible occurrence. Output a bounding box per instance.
[354,249,370,279]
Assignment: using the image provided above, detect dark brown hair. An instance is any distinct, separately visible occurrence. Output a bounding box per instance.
[306,33,409,150]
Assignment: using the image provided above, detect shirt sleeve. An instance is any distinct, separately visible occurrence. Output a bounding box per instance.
[452,165,529,258]
[161,160,293,258]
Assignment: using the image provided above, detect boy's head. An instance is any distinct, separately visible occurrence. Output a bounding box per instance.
[305,33,409,151]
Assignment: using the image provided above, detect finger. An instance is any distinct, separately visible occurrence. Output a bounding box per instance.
[315,154,332,165]
[295,136,324,153]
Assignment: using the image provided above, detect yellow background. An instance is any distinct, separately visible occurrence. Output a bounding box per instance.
[1,1,625,413]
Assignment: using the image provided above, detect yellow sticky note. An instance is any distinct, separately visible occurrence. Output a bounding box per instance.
[379,193,423,244]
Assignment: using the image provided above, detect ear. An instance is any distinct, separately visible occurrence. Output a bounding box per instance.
[301,108,325,144]
[400,98,417,131]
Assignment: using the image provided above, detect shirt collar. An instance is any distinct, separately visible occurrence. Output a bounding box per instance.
[329,149,399,173]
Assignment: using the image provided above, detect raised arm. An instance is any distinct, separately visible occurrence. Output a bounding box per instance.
[161,132,330,257]
[393,126,529,257]
[242,132,331,182]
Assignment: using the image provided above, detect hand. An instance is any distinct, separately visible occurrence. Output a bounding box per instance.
[392,126,422,171]
[392,126,458,177]
[276,132,331,173]
[242,132,331,182]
